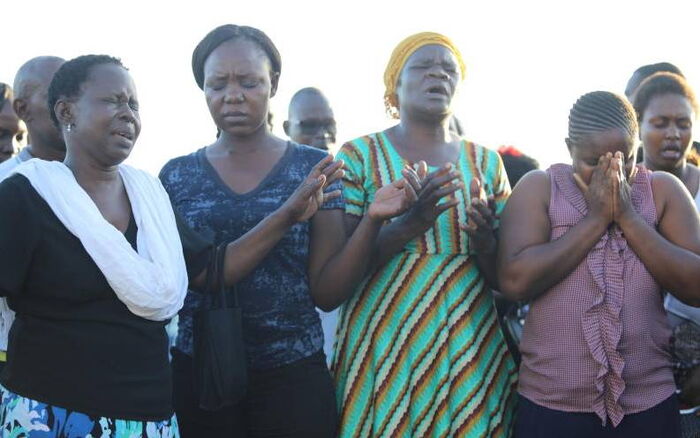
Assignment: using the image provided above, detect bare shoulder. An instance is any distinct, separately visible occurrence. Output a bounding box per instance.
[650,170,690,198]
[510,169,551,204]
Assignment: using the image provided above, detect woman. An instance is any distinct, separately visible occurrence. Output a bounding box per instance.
[160,25,418,437]
[632,72,700,425]
[498,91,700,437]
[0,54,364,437]
[332,32,517,437]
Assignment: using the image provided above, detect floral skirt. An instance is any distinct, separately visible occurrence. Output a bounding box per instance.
[0,383,179,437]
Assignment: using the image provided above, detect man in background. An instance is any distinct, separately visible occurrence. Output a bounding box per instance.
[284,87,336,151]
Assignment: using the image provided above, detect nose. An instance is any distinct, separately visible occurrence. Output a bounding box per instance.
[427,64,449,79]
[224,85,245,104]
[666,124,681,139]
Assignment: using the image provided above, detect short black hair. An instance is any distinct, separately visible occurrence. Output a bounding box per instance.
[632,72,698,122]
[0,83,12,112]
[47,54,124,128]
[625,62,684,98]
[567,91,638,149]
[192,24,281,90]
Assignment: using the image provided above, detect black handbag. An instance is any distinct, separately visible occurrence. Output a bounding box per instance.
[193,243,247,410]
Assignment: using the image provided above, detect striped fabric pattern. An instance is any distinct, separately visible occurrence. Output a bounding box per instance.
[332,132,517,437]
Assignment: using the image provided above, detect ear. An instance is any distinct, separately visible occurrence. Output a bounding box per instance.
[12,98,28,122]
[54,99,74,128]
[282,120,290,136]
[269,72,280,98]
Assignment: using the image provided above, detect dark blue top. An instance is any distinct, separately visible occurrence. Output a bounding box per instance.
[159,142,344,370]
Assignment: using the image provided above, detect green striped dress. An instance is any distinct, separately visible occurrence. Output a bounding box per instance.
[332,131,518,437]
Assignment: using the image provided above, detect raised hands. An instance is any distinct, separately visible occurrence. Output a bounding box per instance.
[397,161,463,234]
[461,178,498,254]
[367,166,421,221]
[280,154,344,223]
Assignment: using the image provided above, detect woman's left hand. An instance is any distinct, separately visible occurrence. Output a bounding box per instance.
[611,151,638,226]
[367,166,420,221]
[461,178,498,254]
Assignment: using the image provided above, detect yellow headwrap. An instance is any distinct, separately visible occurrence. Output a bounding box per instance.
[383,32,466,119]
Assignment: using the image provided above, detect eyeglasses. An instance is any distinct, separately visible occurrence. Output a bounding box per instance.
[297,120,337,136]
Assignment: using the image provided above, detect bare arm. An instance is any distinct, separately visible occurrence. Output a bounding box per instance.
[498,169,610,301]
[189,155,344,290]
[309,177,419,311]
[616,170,700,306]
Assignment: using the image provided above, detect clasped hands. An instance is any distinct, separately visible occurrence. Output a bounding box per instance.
[573,151,637,227]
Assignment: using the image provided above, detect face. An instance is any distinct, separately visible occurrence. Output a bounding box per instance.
[395,45,460,120]
[0,103,26,162]
[285,94,336,150]
[60,63,140,166]
[569,128,637,185]
[640,93,694,172]
[203,38,277,138]
[15,61,66,151]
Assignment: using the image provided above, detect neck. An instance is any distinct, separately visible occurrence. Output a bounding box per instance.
[26,130,66,162]
[214,125,275,155]
[63,151,120,194]
[645,157,689,184]
[396,113,454,147]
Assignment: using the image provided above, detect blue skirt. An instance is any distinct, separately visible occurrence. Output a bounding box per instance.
[0,383,179,437]
[515,394,680,438]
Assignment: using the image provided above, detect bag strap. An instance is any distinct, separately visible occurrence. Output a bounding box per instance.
[211,242,240,309]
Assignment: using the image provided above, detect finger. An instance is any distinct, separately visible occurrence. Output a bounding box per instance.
[469,177,482,200]
[402,181,419,203]
[573,173,588,193]
[422,171,462,197]
[325,168,345,187]
[428,183,463,203]
[487,194,497,215]
[308,154,335,178]
[628,165,638,185]
[434,199,459,215]
[308,174,326,196]
[472,199,495,225]
[322,190,342,203]
[415,160,428,180]
[466,206,489,228]
[321,159,344,178]
[315,186,324,206]
[402,167,422,192]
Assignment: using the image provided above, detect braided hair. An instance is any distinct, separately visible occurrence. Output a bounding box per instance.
[47,55,124,128]
[567,91,638,149]
[191,24,281,90]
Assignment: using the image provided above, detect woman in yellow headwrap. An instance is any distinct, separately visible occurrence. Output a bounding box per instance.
[332,32,518,437]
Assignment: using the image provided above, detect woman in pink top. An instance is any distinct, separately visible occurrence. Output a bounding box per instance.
[498,91,700,438]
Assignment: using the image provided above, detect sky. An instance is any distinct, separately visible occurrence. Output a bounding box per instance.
[1,0,698,174]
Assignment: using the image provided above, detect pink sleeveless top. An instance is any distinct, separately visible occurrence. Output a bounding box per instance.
[518,164,676,427]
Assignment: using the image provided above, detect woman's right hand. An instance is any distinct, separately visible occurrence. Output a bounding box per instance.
[398,161,463,234]
[573,153,615,226]
[280,154,344,223]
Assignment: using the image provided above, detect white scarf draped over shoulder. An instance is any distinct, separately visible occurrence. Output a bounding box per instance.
[7,159,188,322]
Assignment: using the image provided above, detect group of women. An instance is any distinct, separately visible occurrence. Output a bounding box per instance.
[0,23,698,438]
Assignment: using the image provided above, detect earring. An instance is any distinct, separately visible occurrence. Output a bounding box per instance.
[65,123,72,133]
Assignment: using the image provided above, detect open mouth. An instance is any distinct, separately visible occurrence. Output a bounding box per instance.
[426,85,449,96]
[115,131,134,141]
[660,145,682,159]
